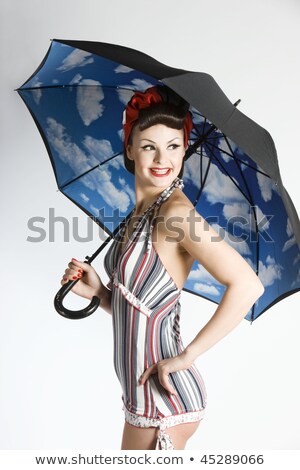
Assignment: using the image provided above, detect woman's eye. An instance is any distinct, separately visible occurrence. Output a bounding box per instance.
[141,145,154,150]
[141,144,180,150]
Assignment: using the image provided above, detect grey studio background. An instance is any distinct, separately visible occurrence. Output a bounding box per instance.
[1,0,299,450]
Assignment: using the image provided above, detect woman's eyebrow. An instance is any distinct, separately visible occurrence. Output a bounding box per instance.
[139,137,181,143]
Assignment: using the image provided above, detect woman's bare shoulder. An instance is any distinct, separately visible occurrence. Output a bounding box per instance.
[160,188,196,219]
[161,189,264,290]
[156,189,198,247]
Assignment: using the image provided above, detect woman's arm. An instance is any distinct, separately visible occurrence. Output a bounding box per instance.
[168,203,265,362]
[184,282,263,362]
[62,258,113,316]
[95,285,112,316]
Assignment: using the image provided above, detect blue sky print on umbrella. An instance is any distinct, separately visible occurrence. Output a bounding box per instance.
[18,40,300,322]
[184,108,299,319]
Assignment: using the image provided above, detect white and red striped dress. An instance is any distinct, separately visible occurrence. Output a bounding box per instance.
[104,176,207,449]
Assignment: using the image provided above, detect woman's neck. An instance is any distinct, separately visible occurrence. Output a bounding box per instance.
[133,177,178,215]
[134,184,164,215]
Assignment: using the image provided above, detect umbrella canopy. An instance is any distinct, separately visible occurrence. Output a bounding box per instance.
[16,38,300,322]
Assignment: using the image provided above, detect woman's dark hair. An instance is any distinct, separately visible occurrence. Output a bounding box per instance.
[123,101,188,179]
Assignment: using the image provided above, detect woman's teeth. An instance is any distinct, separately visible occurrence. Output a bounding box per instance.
[150,168,171,175]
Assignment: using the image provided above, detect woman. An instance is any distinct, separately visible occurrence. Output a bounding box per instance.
[60,85,265,450]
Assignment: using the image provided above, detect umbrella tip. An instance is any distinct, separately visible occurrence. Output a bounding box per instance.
[234,99,241,107]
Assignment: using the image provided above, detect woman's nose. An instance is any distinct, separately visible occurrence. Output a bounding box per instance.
[154,149,168,163]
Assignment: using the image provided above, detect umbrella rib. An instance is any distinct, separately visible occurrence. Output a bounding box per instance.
[223,134,261,323]
[193,147,212,205]
[17,84,147,92]
[186,120,220,161]
[193,112,213,137]
[202,116,208,136]
[206,139,270,178]
[200,145,203,187]
[206,138,261,323]
[223,134,258,205]
[205,139,260,322]
[60,151,123,190]
[191,117,270,178]
[205,141,252,205]
[199,150,212,203]
[189,112,209,142]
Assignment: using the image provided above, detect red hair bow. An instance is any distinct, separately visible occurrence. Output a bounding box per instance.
[122,86,193,149]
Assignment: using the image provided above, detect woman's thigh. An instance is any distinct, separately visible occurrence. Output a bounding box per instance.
[120,420,202,450]
[121,422,157,450]
[166,420,201,450]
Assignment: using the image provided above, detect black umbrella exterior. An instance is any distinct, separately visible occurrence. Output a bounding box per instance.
[16,39,300,321]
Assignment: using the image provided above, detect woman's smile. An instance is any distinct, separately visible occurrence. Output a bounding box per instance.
[149,167,172,177]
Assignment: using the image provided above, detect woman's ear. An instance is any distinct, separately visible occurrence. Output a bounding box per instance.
[126,144,133,160]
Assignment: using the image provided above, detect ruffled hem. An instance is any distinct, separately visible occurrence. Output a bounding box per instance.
[123,405,205,450]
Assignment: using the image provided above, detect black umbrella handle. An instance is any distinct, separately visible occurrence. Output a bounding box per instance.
[54,266,100,320]
[54,233,115,320]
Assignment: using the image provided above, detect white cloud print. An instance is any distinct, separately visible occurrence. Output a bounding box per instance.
[189,252,282,292]
[217,135,239,163]
[210,223,251,255]
[187,262,222,296]
[79,192,89,203]
[194,283,220,296]
[256,171,280,201]
[31,77,43,105]
[116,79,154,107]
[202,161,245,205]
[130,78,154,91]
[242,255,282,289]
[76,79,105,126]
[83,135,116,162]
[114,64,134,73]
[291,268,300,288]
[188,262,220,284]
[57,50,94,72]
[69,73,82,85]
[184,158,272,239]
[222,202,271,233]
[258,255,283,287]
[45,117,131,213]
[282,217,297,252]
[117,88,135,106]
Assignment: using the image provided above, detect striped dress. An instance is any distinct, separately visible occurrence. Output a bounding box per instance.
[103,176,207,449]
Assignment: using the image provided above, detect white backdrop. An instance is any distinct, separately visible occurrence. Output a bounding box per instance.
[1,0,299,451]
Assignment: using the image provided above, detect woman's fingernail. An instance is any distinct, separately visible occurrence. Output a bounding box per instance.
[78,269,83,273]
[72,276,78,280]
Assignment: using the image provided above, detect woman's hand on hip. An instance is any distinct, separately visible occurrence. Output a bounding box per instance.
[139,351,194,396]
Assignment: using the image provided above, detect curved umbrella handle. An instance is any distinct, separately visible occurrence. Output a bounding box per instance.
[54,265,100,320]
[54,234,115,320]
[53,214,133,320]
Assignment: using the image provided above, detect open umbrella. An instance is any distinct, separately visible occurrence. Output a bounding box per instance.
[16,38,300,322]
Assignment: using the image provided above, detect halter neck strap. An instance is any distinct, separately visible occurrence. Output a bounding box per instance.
[133,176,184,219]
[116,176,184,259]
